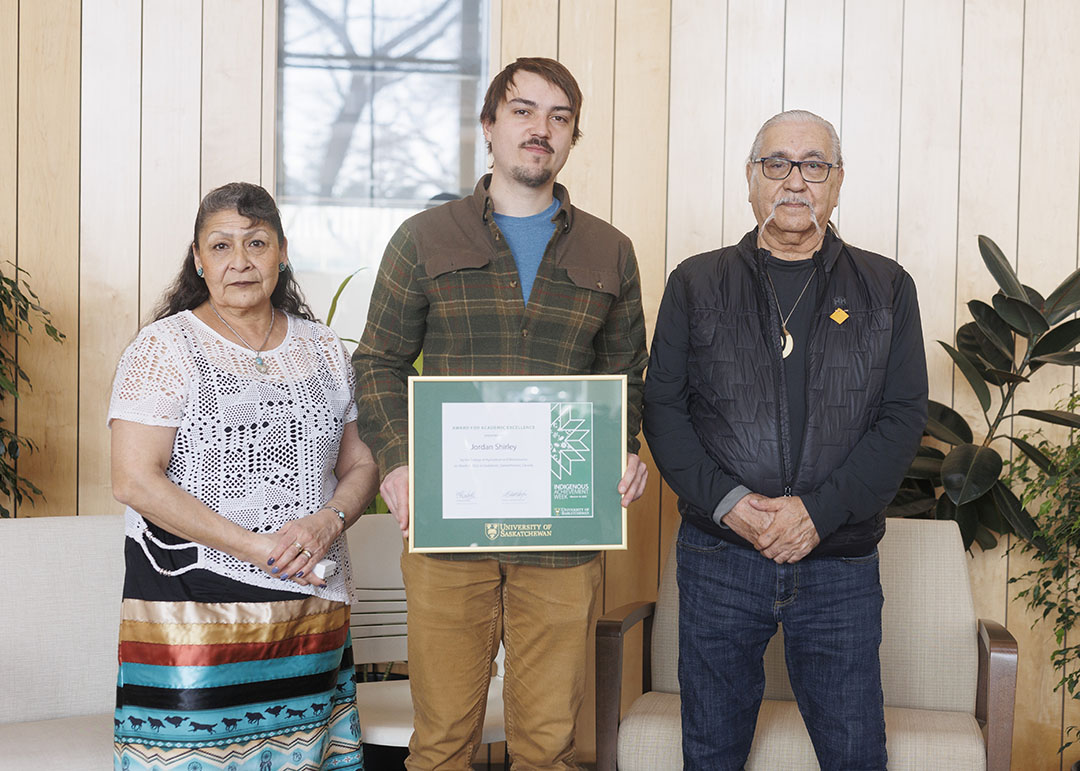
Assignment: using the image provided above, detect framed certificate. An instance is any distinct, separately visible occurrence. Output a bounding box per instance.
[407,375,628,553]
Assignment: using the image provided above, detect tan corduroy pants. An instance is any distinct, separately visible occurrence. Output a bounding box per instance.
[400,551,602,770]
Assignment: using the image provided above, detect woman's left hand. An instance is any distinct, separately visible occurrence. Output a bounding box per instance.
[267,509,343,587]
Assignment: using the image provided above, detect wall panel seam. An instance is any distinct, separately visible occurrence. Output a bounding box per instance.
[951,0,965,376]
[260,0,265,187]
[893,0,905,266]
[608,0,617,226]
[138,0,144,324]
[76,0,83,516]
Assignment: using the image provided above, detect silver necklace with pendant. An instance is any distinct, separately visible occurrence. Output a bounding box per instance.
[765,267,817,359]
[208,301,276,374]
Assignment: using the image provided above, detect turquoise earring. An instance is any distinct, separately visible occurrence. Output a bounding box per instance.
[278,262,286,273]
[196,267,204,277]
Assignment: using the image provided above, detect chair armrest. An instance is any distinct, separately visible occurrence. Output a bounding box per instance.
[976,618,1017,771]
[596,601,656,771]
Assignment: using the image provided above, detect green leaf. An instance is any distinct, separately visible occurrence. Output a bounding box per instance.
[957,322,1012,373]
[935,495,979,550]
[1017,409,1080,430]
[968,300,1015,361]
[939,342,992,412]
[925,400,973,444]
[326,268,366,327]
[885,488,937,518]
[973,524,999,551]
[954,502,980,551]
[976,490,1012,536]
[1031,319,1080,371]
[908,454,943,479]
[983,368,1028,384]
[1043,265,1080,325]
[991,293,1049,337]
[1030,352,1080,367]
[990,481,1048,552]
[1021,284,1045,312]
[941,443,1003,505]
[978,235,1026,300]
[925,419,963,447]
[1009,437,1059,476]
[915,444,946,460]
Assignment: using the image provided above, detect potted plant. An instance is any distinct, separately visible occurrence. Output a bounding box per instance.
[1006,389,1080,761]
[0,263,65,517]
[888,235,1080,551]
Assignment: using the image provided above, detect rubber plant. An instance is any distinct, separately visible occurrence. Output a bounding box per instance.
[0,263,65,517]
[887,235,1080,551]
[1005,388,1080,753]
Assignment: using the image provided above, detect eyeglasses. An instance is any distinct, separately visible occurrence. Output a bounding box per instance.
[753,157,839,183]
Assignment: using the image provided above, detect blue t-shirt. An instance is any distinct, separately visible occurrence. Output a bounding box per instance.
[492,198,560,305]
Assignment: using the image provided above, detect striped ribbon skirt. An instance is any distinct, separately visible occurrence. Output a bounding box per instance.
[113,540,364,771]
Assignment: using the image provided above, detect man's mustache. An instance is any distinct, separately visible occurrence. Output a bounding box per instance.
[761,195,823,235]
[772,195,812,211]
[521,138,554,153]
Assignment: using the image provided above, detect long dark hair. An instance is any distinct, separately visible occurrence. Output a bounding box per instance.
[153,182,316,322]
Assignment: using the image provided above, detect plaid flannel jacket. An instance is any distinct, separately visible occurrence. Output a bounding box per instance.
[352,175,648,567]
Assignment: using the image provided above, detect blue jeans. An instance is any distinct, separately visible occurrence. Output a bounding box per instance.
[676,520,887,770]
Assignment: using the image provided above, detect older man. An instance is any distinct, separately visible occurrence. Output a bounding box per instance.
[643,110,928,769]
[353,57,648,770]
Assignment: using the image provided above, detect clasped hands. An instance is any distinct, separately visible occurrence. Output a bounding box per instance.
[722,493,820,564]
[250,508,344,588]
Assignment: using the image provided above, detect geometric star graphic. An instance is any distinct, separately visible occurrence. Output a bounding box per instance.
[550,403,591,480]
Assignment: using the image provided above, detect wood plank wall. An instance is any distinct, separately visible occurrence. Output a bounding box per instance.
[3,0,1078,767]
[2,0,279,520]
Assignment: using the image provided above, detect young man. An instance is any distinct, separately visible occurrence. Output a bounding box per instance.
[353,58,648,770]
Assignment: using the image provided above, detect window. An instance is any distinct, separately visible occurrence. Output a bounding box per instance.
[277,0,490,337]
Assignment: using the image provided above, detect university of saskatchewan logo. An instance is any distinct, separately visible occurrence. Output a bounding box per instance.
[485,523,500,541]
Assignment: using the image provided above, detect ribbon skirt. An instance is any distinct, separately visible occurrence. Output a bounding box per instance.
[113,539,363,771]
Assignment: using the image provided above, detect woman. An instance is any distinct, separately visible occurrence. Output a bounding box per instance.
[109,182,377,771]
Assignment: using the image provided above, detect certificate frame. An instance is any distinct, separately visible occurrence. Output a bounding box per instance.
[407,375,628,553]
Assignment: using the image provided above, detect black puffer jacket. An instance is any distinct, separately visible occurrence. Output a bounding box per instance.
[644,229,928,557]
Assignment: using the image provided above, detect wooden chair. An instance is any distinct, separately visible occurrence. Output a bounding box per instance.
[595,518,1017,770]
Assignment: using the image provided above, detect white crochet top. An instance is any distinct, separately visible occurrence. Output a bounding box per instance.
[108,310,358,603]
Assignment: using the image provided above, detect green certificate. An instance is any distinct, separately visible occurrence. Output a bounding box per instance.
[408,375,628,552]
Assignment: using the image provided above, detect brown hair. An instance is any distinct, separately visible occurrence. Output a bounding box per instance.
[480,57,583,146]
[153,182,315,322]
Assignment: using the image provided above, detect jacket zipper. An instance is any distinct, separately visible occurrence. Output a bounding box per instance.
[757,247,793,497]
[786,252,827,495]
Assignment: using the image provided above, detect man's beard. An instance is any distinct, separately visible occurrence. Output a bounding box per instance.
[761,195,822,236]
[509,164,554,188]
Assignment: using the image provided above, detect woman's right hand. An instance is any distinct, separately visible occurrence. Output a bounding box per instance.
[246,532,290,579]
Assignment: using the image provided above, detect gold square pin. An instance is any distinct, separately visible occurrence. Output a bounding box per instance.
[830,308,850,325]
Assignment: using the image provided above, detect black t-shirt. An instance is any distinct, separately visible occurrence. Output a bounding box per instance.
[762,253,817,476]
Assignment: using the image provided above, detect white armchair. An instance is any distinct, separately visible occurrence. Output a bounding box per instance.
[596,518,1017,770]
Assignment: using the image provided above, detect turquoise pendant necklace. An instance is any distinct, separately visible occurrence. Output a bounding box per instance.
[208,301,276,374]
